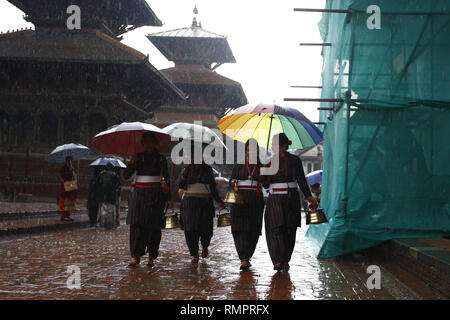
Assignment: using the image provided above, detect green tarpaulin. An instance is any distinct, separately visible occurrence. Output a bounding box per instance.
[305,0,450,259]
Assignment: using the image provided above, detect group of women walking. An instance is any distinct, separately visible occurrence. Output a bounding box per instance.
[125,132,318,271]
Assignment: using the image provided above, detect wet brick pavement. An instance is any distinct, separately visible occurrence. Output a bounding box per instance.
[0,211,88,232]
[0,217,416,300]
[0,201,89,214]
[0,202,58,214]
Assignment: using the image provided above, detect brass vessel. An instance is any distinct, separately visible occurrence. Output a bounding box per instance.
[306,208,327,225]
[163,209,180,229]
[217,208,232,228]
[224,185,243,205]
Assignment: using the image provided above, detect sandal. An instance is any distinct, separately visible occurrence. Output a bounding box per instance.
[201,247,208,258]
[240,260,250,271]
[128,257,140,268]
[273,262,283,271]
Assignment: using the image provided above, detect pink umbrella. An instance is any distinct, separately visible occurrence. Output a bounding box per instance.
[91,122,173,156]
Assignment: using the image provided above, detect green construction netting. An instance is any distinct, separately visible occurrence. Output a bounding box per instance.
[305,0,450,259]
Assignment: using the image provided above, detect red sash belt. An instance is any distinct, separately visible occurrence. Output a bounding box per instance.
[135,176,161,188]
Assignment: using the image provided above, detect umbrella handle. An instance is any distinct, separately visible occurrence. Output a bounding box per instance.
[164,206,175,215]
[218,208,230,215]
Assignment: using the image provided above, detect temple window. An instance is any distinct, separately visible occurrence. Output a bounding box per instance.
[63,112,81,143]
[14,110,33,146]
[39,112,58,147]
[88,113,107,140]
[0,111,8,146]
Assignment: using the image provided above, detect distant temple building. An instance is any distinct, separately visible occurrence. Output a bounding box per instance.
[147,7,247,128]
[145,8,248,200]
[291,143,323,175]
[0,0,185,200]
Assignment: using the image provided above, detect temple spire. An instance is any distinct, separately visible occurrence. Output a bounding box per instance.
[192,5,201,28]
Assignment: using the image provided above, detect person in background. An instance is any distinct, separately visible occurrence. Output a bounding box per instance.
[261,133,318,271]
[114,166,122,227]
[310,183,321,203]
[178,143,226,264]
[124,132,171,268]
[59,156,76,222]
[96,162,121,229]
[126,172,136,220]
[229,138,265,271]
[87,166,102,227]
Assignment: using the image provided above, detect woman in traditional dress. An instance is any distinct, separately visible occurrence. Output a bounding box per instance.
[59,156,76,222]
[261,133,318,271]
[87,166,101,227]
[229,139,265,271]
[124,132,171,268]
[178,144,225,264]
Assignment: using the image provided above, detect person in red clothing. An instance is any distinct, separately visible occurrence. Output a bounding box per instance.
[59,156,77,222]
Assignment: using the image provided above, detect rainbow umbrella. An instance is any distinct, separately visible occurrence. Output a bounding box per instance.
[218,103,323,150]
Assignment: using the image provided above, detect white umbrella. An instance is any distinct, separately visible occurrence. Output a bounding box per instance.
[90,122,172,156]
[47,143,90,163]
[162,122,227,150]
[89,157,127,168]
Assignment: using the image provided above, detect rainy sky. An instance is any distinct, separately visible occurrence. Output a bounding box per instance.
[0,0,325,122]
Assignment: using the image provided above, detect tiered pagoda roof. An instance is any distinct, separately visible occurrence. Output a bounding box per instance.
[148,19,236,68]
[0,29,186,113]
[7,0,162,37]
[147,15,247,111]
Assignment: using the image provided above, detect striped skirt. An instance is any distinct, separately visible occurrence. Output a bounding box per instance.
[264,188,302,230]
[230,190,264,234]
[180,196,215,235]
[126,187,165,230]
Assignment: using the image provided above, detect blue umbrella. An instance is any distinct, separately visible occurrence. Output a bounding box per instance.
[306,170,323,185]
[47,143,90,163]
[89,157,127,168]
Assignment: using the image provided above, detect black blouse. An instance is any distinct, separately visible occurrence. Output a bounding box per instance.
[124,152,170,184]
[178,164,222,203]
[230,163,262,185]
[261,153,312,198]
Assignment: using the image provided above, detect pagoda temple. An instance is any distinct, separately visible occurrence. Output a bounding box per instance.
[147,7,247,128]
[0,0,186,200]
